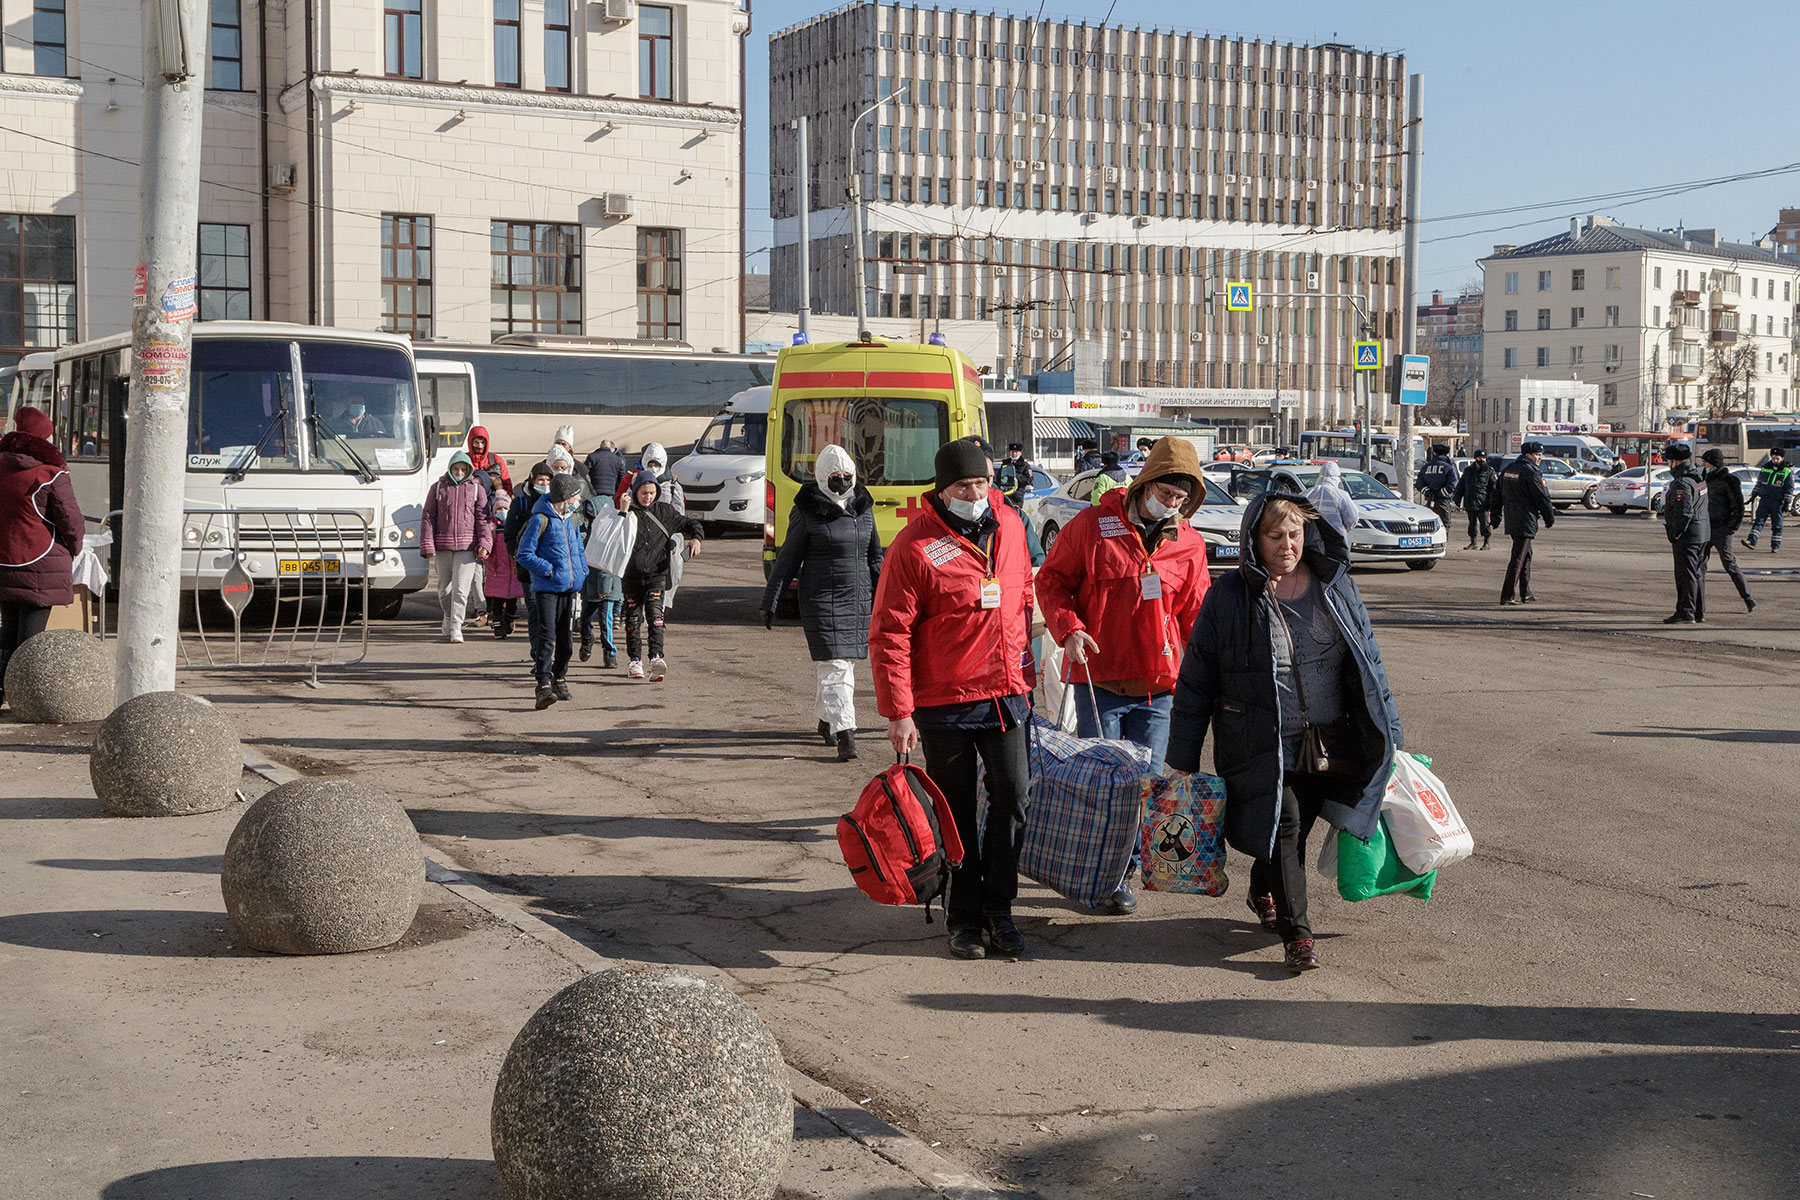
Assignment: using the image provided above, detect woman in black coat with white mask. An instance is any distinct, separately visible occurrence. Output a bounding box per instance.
[761,444,884,762]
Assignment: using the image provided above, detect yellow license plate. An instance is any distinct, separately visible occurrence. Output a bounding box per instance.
[278,558,341,575]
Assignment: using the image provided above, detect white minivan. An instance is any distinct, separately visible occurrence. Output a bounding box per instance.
[1523,434,1615,472]
[673,386,769,534]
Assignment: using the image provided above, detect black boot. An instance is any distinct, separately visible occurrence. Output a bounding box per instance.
[579,635,594,662]
[534,679,556,710]
[552,677,572,701]
[836,729,858,761]
[818,719,834,745]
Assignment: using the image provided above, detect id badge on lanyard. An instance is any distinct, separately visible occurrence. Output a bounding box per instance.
[1140,570,1163,600]
[980,577,1003,609]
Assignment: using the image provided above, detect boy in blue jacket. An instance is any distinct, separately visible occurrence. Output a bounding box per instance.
[516,474,590,709]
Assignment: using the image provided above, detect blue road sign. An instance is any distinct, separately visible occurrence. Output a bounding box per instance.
[1353,341,1383,370]
[1226,282,1252,311]
[1399,354,1430,406]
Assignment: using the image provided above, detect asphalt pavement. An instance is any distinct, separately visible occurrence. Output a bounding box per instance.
[7,506,1797,1198]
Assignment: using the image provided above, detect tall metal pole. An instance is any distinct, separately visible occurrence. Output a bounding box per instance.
[117,0,207,704]
[848,89,902,337]
[793,116,811,339]
[1395,72,1424,500]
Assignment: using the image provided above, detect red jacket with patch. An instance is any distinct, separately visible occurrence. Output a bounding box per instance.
[1034,488,1210,696]
[870,489,1034,720]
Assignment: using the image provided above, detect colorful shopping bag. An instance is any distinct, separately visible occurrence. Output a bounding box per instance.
[1137,773,1229,896]
[1017,716,1151,907]
[1336,814,1436,903]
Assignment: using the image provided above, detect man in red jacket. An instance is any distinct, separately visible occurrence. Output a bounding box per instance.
[1036,436,1211,913]
[871,438,1035,961]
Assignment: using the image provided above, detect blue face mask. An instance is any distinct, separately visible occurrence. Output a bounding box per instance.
[531,482,549,496]
[347,404,366,419]
[943,495,989,522]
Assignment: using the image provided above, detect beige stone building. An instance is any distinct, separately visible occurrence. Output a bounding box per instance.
[0,0,749,366]
[768,3,1408,436]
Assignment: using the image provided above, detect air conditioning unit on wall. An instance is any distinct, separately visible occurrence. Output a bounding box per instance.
[603,192,635,218]
[1103,166,1120,183]
[268,163,296,191]
[599,0,636,23]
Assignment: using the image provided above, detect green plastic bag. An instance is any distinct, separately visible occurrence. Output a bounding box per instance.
[1336,814,1436,903]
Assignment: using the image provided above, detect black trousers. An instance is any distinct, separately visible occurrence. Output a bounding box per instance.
[522,580,543,666]
[1671,540,1707,620]
[530,589,574,682]
[623,581,666,661]
[919,721,1031,928]
[1428,498,1454,530]
[0,603,51,697]
[1699,527,1752,617]
[1249,776,1330,942]
[1501,535,1535,600]
[1464,507,1492,544]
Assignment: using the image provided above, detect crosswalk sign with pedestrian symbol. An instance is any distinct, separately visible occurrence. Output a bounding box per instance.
[1353,341,1382,370]
[1226,282,1252,311]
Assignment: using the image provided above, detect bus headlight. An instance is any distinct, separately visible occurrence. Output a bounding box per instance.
[205,530,224,545]
[400,525,418,543]
[735,471,765,484]
[183,526,201,543]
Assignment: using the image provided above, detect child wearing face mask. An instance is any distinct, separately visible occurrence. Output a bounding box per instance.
[620,471,703,682]
[506,461,555,676]
[483,489,523,638]
[516,473,590,709]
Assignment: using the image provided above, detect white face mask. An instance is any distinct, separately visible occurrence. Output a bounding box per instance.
[943,494,989,522]
[1142,493,1176,521]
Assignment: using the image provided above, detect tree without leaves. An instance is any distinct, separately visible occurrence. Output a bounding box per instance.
[1703,330,1758,419]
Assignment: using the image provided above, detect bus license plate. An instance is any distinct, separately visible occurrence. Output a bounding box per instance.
[1215,545,1240,559]
[278,558,341,575]
[1398,536,1431,548]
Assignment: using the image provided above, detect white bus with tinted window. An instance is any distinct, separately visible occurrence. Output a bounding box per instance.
[44,323,434,618]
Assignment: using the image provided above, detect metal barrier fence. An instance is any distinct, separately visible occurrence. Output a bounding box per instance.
[99,508,373,684]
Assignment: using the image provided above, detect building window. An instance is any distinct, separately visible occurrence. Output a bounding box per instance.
[490,221,581,338]
[1570,307,1583,327]
[1537,309,1551,330]
[1535,347,1549,368]
[33,0,67,76]
[386,0,424,78]
[209,0,243,90]
[1654,267,1662,288]
[1570,268,1585,291]
[381,215,433,338]
[1504,271,1518,294]
[495,0,521,87]
[1604,305,1619,327]
[0,215,77,366]
[1602,383,1617,406]
[636,228,683,340]
[639,5,675,100]
[1605,266,1620,289]
[1503,348,1517,369]
[197,223,251,319]
[1537,270,1551,291]
[545,0,572,91]
[1503,309,1518,331]
[1569,346,1584,365]
[1604,344,1621,365]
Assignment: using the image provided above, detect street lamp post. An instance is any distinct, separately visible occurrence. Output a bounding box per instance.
[846,88,905,336]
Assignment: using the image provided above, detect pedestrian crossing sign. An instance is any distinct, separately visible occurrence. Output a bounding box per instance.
[1226,282,1252,311]
[1353,341,1382,370]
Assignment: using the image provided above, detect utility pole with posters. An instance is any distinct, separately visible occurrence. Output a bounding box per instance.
[116,0,207,704]
[1395,73,1424,501]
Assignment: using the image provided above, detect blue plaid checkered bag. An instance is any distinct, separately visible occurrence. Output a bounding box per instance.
[1018,714,1153,907]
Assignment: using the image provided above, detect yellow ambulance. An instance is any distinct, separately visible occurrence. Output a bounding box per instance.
[763,334,987,597]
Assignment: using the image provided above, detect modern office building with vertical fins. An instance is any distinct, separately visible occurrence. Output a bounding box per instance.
[769,3,1408,439]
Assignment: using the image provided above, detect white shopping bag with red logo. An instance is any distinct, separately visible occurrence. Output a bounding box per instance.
[1381,752,1473,874]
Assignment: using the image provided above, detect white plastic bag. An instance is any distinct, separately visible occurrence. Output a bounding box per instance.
[585,505,635,576]
[663,534,685,613]
[1381,752,1473,874]
[1316,832,1338,879]
[1038,640,1079,732]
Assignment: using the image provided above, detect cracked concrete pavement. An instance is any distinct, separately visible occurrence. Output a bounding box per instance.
[15,510,1798,1198]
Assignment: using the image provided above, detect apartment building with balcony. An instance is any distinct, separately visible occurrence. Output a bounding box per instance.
[1416,286,1481,416]
[768,3,1407,434]
[1478,217,1800,432]
[0,0,748,366]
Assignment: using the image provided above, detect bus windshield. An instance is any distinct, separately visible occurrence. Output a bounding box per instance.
[187,338,421,474]
[694,409,767,455]
[780,396,947,486]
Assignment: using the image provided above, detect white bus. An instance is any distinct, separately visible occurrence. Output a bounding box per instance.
[2,349,54,424]
[1692,418,1800,465]
[416,357,481,479]
[46,322,435,618]
[1298,429,1427,487]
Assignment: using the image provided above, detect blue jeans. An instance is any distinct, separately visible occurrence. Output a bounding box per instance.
[1073,687,1174,776]
[1747,496,1785,547]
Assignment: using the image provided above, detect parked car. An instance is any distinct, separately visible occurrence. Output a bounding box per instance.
[1593,466,1673,514]
[1030,467,1247,567]
[1226,465,1447,569]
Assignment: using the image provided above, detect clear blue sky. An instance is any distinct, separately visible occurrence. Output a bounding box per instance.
[742,0,1799,296]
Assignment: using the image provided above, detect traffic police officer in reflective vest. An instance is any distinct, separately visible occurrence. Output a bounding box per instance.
[1742,445,1794,552]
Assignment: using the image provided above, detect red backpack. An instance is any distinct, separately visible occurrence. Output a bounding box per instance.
[837,761,966,922]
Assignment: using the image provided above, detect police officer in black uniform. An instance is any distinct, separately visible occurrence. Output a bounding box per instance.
[1661,442,1711,623]
[1699,447,1754,616]
[1489,441,1556,605]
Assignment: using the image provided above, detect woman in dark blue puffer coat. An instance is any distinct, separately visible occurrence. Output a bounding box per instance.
[1167,490,1403,973]
[760,444,884,762]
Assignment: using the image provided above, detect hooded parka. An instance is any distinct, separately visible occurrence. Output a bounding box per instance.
[760,445,884,661]
[0,428,83,608]
[420,452,491,557]
[1165,493,1403,860]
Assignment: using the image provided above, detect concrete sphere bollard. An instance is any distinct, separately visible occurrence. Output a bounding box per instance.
[220,778,423,955]
[492,967,792,1200]
[3,630,112,724]
[89,691,242,817]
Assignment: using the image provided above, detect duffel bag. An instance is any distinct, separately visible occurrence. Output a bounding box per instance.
[1018,704,1152,908]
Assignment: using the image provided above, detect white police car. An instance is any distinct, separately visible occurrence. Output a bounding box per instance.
[1030,467,1247,567]
[1228,465,1447,570]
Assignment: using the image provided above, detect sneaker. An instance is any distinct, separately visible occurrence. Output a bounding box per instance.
[552,678,572,701]
[602,648,618,669]
[1284,937,1320,971]
[1741,537,1757,549]
[947,926,987,960]
[648,656,667,682]
[1521,594,1540,603]
[1500,598,1523,606]
[449,631,465,644]
[1480,538,1491,550]
[1463,541,1477,550]
[1662,614,1695,624]
[1745,595,1758,613]
[534,682,555,710]
[579,637,593,662]
[1247,893,1279,932]
[835,729,858,762]
[627,660,646,680]
[984,915,1025,958]
[1101,882,1137,915]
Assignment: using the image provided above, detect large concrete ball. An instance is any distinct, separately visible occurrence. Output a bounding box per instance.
[492,967,792,1200]
[89,691,242,817]
[3,630,112,724]
[220,778,423,955]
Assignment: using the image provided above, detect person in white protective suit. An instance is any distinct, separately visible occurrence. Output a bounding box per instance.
[1305,459,1360,538]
